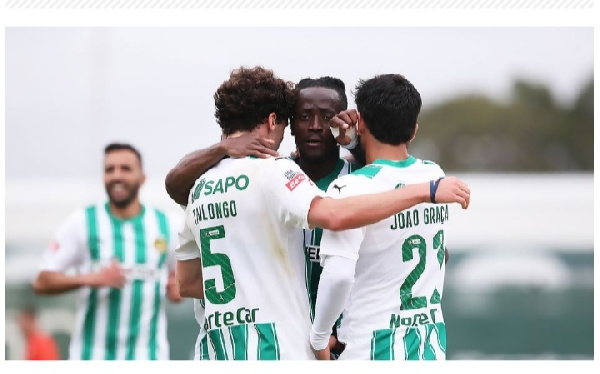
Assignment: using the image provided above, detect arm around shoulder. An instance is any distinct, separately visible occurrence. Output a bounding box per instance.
[308,182,429,231]
[165,143,229,206]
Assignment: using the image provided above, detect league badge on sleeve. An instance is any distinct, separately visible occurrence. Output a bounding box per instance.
[284,169,307,191]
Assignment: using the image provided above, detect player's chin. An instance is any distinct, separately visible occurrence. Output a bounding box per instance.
[299,146,328,161]
[109,195,135,208]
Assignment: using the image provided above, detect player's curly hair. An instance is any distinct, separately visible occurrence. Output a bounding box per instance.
[215,66,296,135]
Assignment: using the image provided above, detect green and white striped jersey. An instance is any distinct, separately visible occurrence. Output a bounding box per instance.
[39,203,179,360]
[320,157,448,360]
[178,156,326,360]
[302,158,361,319]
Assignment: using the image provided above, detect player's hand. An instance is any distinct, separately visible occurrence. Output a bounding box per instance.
[92,260,126,289]
[328,334,345,359]
[290,148,300,159]
[166,272,183,303]
[222,132,279,159]
[432,176,471,209]
[312,346,331,360]
[330,109,358,146]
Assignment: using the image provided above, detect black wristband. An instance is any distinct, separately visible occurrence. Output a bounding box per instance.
[430,177,444,203]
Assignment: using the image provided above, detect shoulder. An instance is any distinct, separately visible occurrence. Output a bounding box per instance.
[413,158,445,176]
[59,206,91,231]
[419,158,441,168]
[349,163,383,179]
[326,174,367,198]
[259,156,304,177]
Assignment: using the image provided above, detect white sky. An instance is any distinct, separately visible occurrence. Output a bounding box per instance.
[5,26,593,181]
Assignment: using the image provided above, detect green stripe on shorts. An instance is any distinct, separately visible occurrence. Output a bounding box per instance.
[255,323,280,360]
[370,328,396,360]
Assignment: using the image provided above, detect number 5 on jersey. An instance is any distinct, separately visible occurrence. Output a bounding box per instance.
[200,225,237,304]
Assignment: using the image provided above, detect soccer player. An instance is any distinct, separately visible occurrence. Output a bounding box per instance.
[166,77,362,313]
[174,66,470,360]
[290,77,361,321]
[33,143,182,360]
[165,76,358,358]
[310,74,455,360]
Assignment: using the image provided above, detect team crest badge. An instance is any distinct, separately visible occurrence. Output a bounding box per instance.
[154,237,168,253]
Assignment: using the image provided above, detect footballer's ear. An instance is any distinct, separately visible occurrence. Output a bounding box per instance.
[357,112,365,136]
[267,112,277,132]
[409,123,419,143]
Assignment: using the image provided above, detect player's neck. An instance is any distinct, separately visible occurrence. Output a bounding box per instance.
[298,152,340,182]
[365,140,410,165]
[109,200,143,220]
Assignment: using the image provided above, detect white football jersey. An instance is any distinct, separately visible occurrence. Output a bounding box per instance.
[320,157,448,360]
[179,156,326,360]
[39,203,179,360]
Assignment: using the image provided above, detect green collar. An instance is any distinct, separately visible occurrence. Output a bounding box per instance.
[315,159,346,191]
[372,156,416,168]
[104,202,146,222]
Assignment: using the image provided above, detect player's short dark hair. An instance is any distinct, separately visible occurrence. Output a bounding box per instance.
[355,74,422,145]
[104,142,143,167]
[295,76,348,110]
[215,66,295,135]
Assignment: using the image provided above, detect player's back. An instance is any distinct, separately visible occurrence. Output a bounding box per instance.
[185,156,314,360]
[328,157,448,360]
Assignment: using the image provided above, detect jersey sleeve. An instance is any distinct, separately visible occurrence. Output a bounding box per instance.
[39,209,87,272]
[174,217,201,261]
[259,158,326,229]
[319,175,366,262]
[166,211,185,271]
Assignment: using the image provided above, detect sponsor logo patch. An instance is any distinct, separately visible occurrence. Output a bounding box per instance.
[286,173,306,191]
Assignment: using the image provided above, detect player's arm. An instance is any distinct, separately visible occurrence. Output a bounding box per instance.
[174,222,204,299]
[166,269,183,303]
[308,177,470,231]
[165,132,278,205]
[34,261,125,295]
[33,211,125,295]
[311,255,357,359]
[262,159,469,232]
[177,259,203,299]
[310,182,365,358]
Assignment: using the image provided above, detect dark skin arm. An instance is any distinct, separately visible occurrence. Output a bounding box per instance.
[165,132,278,205]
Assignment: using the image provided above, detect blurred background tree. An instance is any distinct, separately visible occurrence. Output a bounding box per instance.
[412,76,593,172]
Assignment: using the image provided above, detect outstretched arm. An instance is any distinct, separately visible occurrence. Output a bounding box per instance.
[165,133,278,205]
[308,176,470,231]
